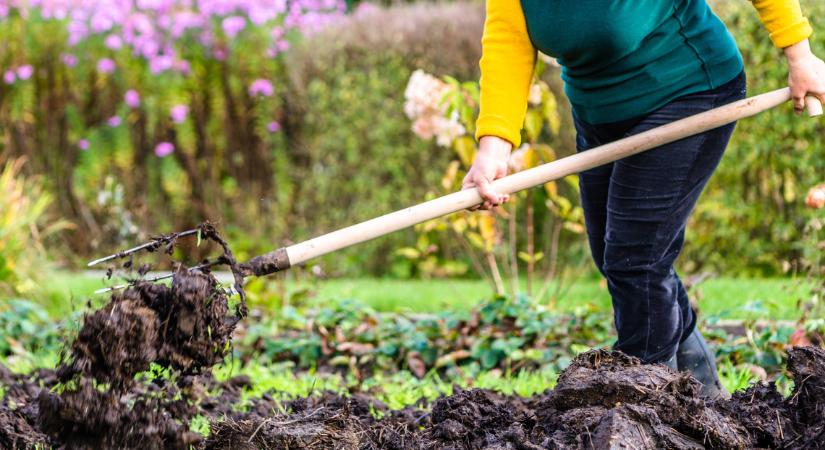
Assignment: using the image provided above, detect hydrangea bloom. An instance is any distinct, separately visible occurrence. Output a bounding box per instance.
[154,141,174,157]
[78,139,90,150]
[806,183,825,209]
[404,70,466,148]
[107,116,122,127]
[267,121,281,133]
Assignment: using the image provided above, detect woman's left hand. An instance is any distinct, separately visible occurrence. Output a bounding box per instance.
[784,39,825,113]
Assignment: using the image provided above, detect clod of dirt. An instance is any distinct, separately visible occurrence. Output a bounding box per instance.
[58,269,238,387]
[423,387,534,450]
[37,378,201,450]
[0,406,50,450]
[784,346,825,449]
[206,406,362,450]
[540,349,750,449]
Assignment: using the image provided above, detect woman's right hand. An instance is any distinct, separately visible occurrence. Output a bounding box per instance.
[462,136,512,210]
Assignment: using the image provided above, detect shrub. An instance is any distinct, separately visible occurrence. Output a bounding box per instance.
[282,2,485,274]
[684,0,825,275]
[0,159,67,296]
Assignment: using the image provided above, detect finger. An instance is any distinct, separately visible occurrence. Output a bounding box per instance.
[475,177,501,205]
[461,173,475,191]
[807,95,824,117]
[793,95,806,112]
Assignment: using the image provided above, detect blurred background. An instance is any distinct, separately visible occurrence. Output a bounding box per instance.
[0,0,823,396]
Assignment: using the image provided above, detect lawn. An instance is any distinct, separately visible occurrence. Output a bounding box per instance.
[35,271,816,321]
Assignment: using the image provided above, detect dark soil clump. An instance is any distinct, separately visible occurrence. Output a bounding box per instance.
[37,260,242,449]
[58,269,237,387]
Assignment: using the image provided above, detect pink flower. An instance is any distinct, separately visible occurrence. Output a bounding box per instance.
[124,89,140,108]
[249,79,274,97]
[105,34,123,50]
[222,16,246,38]
[806,184,825,209]
[154,142,174,157]
[78,139,90,150]
[97,58,116,74]
[16,65,33,80]
[170,104,189,124]
[61,53,78,67]
[267,121,281,133]
[107,116,122,127]
[3,70,15,85]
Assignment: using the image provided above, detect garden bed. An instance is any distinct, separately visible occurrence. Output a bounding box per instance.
[0,270,823,449]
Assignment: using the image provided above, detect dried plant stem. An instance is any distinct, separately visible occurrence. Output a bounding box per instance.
[508,205,519,296]
[526,189,535,296]
[486,251,505,295]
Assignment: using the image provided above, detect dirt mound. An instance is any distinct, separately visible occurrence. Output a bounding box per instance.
[37,264,241,449]
[57,270,237,387]
[202,347,825,450]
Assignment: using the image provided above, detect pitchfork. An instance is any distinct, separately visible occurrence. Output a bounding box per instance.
[88,89,822,292]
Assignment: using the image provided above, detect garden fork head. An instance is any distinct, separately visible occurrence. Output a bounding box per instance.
[87,223,247,311]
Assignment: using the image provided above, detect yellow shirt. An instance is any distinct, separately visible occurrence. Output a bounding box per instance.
[476,0,814,147]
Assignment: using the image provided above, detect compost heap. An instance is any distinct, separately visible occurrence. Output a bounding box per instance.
[0,239,824,449]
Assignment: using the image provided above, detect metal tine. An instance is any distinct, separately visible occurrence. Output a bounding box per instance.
[93,259,223,295]
[86,228,200,267]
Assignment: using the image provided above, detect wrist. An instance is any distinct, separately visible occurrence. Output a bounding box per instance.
[478,135,513,158]
[784,39,813,65]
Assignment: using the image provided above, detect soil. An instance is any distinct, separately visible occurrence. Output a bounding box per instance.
[1,223,824,448]
[3,343,825,449]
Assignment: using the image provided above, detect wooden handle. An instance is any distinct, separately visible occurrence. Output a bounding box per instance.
[252,87,806,273]
[806,95,823,117]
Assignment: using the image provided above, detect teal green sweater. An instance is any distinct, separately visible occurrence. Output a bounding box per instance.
[520,0,744,124]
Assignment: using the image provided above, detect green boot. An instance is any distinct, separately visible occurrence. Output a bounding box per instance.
[677,329,728,399]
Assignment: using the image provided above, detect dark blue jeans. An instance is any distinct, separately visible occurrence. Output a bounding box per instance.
[574,71,746,364]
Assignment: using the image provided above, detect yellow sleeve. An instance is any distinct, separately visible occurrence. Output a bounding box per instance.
[750,0,813,48]
[475,0,536,148]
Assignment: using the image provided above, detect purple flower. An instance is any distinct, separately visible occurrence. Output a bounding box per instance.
[107,116,122,127]
[170,104,189,124]
[3,70,15,84]
[16,65,33,80]
[267,121,281,133]
[97,58,116,74]
[105,34,123,50]
[249,79,274,97]
[78,139,90,150]
[61,53,78,67]
[149,54,174,74]
[175,59,191,75]
[124,89,141,108]
[222,16,246,38]
[154,142,174,157]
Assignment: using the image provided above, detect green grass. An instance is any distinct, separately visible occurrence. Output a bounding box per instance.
[210,357,558,410]
[28,271,816,321]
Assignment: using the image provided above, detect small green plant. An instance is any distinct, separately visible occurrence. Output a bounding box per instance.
[717,359,758,393]
[0,159,69,296]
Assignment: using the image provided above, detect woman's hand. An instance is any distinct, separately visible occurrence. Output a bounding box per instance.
[462,136,512,210]
[784,39,825,113]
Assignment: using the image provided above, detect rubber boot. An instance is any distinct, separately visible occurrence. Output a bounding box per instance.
[677,329,728,399]
[660,353,678,370]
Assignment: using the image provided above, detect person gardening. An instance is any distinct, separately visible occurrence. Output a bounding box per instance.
[463,0,825,398]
